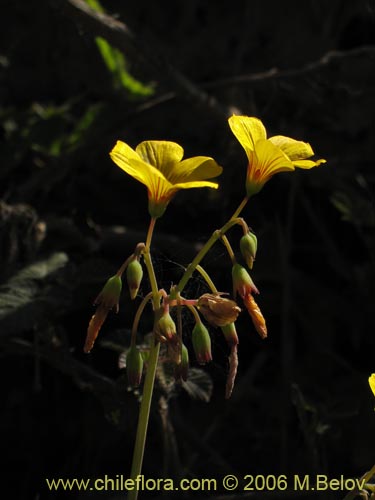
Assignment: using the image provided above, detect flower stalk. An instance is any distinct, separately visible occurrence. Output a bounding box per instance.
[83,114,325,500]
[128,219,160,500]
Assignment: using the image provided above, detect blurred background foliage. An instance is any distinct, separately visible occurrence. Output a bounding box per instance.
[1,0,375,498]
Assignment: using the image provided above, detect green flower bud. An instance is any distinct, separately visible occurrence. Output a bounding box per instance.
[232,263,259,298]
[95,275,122,311]
[126,258,143,300]
[126,346,144,387]
[192,322,212,365]
[240,231,257,269]
[174,343,189,381]
[157,312,177,342]
[84,275,122,353]
[221,322,239,346]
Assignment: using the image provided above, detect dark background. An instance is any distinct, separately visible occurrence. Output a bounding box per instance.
[1,0,375,498]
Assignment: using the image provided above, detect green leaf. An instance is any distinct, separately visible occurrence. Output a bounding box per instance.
[85,0,154,97]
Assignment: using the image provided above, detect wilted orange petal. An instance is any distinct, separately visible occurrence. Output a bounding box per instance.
[197,293,241,327]
[244,294,267,339]
[84,306,108,353]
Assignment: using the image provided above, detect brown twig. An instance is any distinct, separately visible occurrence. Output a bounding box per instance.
[132,45,375,113]
[203,45,375,89]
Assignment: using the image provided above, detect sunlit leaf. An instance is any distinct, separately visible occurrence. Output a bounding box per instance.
[85,0,154,97]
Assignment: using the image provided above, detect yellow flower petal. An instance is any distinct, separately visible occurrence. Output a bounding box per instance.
[269,135,314,160]
[269,136,326,169]
[229,115,326,197]
[245,140,294,197]
[110,139,222,218]
[173,180,219,190]
[252,139,294,179]
[110,140,140,163]
[136,140,184,177]
[173,156,223,183]
[369,374,375,397]
[228,115,267,160]
[292,159,327,169]
[110,140,168,189]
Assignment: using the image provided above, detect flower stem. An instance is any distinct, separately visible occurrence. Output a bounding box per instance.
[187,304,201,323]
[128,218,160,500]
[195,265,219,293]
[128,339,160,500]
[220,235,236,264]
[116,254,134,277]
[142,218,160,304]
[230,196,249,220]
[131,291,154,346]
[146,217,156,250]
[177,216,246,293]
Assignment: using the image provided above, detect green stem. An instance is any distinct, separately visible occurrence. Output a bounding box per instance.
[145,217,156,250]
[131,291,154,346]
[220,235,236,264]
[142,215,160,309]
[128,218,160,500]
[177,216,245,293]
[116,254,134,277]
[176,292,183,364]
[128,340,160,500]
[187,304,201,323]
[195,265,219,293]
[230,196,249,220]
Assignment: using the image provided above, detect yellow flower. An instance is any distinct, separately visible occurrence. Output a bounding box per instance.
[369,374,375,397]
[110,140,223,218]
[228,115,326,197]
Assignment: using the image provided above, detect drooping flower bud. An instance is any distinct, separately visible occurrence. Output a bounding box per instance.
[126,346,144,387]
[126,257,143,300]
[225,344,238,399]
[95,275,122,311]
[243,294,267,339]
[232,263,259,298]
[84,307,108,354]
[240,231,257,269]
[174,343,189,381]
[221,322,239,346]
[197,293,241,327]
[83,275,122,353]
[157,312,177,342]
[192,322,212,364]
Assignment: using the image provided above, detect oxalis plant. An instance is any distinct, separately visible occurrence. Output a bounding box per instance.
[83,115,325,499]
